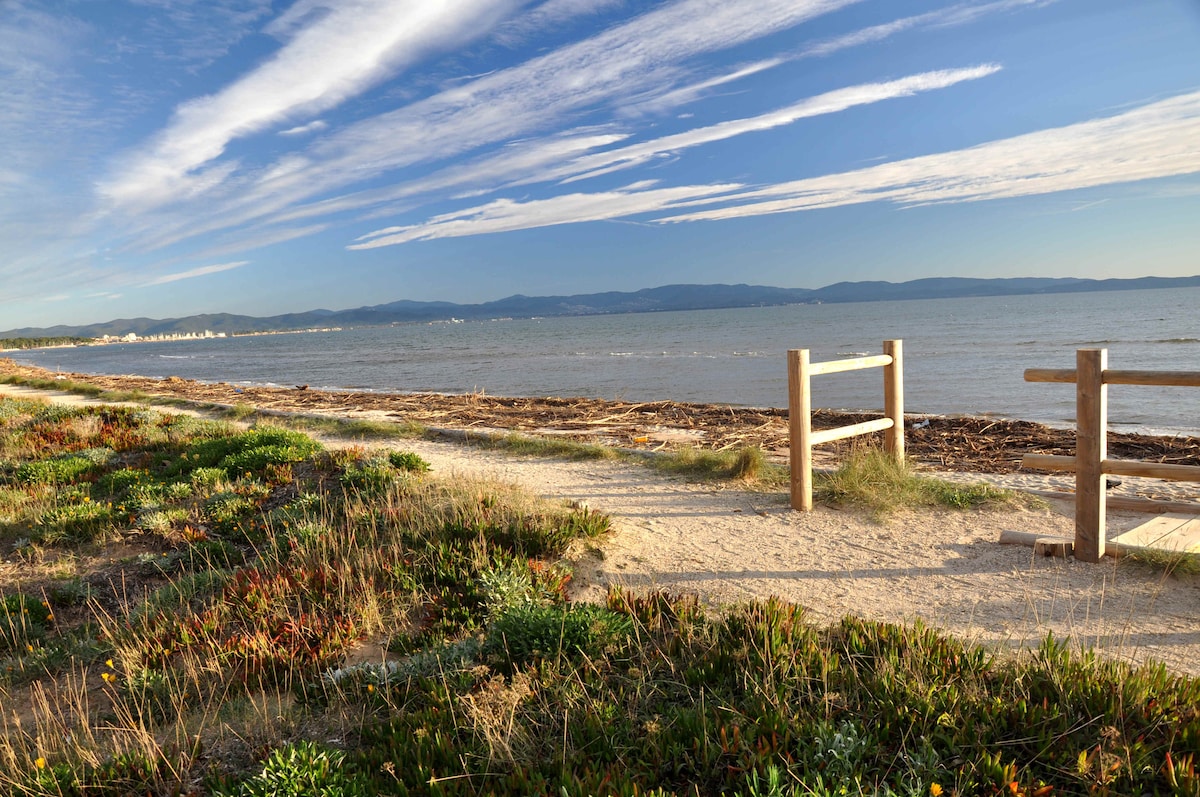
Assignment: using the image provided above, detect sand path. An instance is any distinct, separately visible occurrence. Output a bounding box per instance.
[2,383,1198,677]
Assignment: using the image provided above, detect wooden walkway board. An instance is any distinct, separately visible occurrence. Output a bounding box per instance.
[1111,514,1200,553]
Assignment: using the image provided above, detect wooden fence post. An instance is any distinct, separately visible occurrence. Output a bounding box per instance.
[788,349,813,511]
[1075,348,1107,562]
[883,339,904,461]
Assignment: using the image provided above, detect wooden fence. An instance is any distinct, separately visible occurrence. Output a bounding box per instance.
[1023,348,1200,562]
[788,340,904,511]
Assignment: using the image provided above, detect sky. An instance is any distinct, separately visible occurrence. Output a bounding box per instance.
[2,0,1200,330]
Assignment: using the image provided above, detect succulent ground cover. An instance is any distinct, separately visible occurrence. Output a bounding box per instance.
[0,396,1198,796]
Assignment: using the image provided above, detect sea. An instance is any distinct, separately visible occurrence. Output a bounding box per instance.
[7,287,1200,436]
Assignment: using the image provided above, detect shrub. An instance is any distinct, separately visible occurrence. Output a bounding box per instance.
[163,481,193,501]
[36,499,116,543]
[190,466,229,494]
[133,570,231,624]
[483,603,631,673]
[119,666,185,726]
[15,455,99,486]
[1,593,53,650]
[339,460,399,495]
[47,578,92,608]
[0,486,29,516]
[480,506,610,558]
[92,467,148,500]
[217,741,370,797]
[180,427,321,477]
[31,404,82,425]
[121,482,169,513]
[220,443,317,474]
[134,507,188,533]
[203,492,259,536]
[387,450,430,472]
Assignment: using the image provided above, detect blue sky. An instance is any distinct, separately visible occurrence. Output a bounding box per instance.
[3,0,1200,330]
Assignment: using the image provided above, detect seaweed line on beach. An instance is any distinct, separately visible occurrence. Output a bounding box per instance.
[4,357,1199,476]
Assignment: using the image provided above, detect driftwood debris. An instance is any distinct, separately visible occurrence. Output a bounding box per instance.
[3,359,1199,478]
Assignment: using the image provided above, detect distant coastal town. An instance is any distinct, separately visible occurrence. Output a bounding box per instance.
[0,327,343,352]
[98,329,228,343]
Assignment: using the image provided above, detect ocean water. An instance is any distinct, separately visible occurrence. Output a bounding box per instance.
[8,287,1200,435]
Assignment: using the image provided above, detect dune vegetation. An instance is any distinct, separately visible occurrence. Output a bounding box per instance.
[1,396,1198,796]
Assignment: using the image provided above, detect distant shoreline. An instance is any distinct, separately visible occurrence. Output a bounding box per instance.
[8,276,1200,340]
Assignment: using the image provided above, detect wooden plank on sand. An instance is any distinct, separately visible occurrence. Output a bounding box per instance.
[1111,514,1200,553]
[998,530,1075,557]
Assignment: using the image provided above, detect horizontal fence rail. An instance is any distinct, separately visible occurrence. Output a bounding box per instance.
[1023,348,1200,562]
[1025,368,1200,387]
[789,340,903,512]
[809,417,896,446]
[808,354,896,376]
[1021,454,1200,483]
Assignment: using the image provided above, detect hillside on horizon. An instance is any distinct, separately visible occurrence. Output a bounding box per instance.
[5,275,1200,340]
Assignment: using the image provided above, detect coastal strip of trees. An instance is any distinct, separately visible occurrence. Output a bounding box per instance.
[0,336,91,350]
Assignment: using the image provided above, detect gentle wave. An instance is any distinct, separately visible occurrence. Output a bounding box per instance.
[602,351,763,359]
[1080,338,1200,345]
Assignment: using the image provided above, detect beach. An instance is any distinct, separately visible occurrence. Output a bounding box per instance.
[2,358,1199,677]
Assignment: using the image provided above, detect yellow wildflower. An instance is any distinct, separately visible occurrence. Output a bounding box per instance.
[930,785,943,797]
[35,757,46,770]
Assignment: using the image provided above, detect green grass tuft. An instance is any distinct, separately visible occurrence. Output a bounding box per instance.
[647,445,784,485]
[480,431,618,460]
[1122,546,1200,576]
[815,448,1019,517]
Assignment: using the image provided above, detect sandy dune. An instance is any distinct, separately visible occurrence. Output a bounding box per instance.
[1,381,1197,677]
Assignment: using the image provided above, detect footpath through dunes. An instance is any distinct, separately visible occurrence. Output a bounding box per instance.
[1,373,1199,678]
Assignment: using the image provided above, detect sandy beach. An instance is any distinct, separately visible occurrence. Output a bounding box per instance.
[2,360,1199,677]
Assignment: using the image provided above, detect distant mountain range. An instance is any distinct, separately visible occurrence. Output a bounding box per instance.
[6,275,1200,339]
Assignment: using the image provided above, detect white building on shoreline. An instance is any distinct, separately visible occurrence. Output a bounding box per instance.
[98,330,227,343]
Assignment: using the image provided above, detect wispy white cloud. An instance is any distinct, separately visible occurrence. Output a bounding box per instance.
[555,65,1001,184]
[297,0,860,186]
[491,0,626,47]
[350,181,744,247]
[0,4,98,185]
[279,119,329,137]
[801,0,1058,58]
[293,58,969,230]
[323,131,629,220]
[352,91,1200,242]
[340,64,999,239]
[100,0,525,209]
[106,0,863,253]
[658,90,1200,221]
[185,225,332,262]
[620,58,785,117]
[125,0,274,70]
[142,260,249,286]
